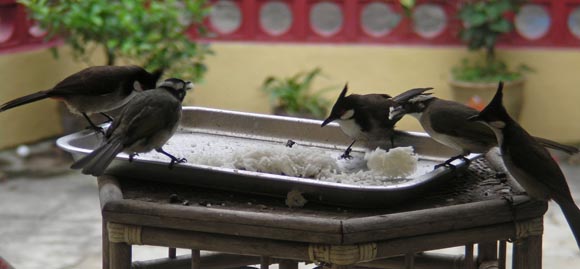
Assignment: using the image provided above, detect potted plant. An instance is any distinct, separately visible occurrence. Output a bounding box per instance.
[19,0,212,82]
[260,68,332,119]
[19,0,212,132]
[450,0,530,119]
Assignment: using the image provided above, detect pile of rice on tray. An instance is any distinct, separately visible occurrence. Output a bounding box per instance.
[141,132,433,186]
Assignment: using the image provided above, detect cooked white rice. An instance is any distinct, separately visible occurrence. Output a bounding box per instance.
[140,132,426,186]
[285,190,308,208]
[365,147,418,178]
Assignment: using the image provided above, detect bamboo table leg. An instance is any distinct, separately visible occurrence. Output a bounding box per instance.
[191,250,201,269]
[405,253,415,269]
[478,241,498,263]
[261,256,271,269]
[465,244,475,269]
[109,242,131,269]
[103,220,110,269]
[279,260,299,269]
[498,241,507,269]
[512,235,542,269]
[478,241,499,269]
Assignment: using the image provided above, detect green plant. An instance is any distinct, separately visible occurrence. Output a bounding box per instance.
[19,0,212,82]
[398,0,416,16]
[261,68,332,119]
[453,0,530,82]
[452,57,532,82]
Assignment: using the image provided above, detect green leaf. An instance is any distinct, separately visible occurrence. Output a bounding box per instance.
[399,0,415,17]
[452,58,531,83]
[399,0,415,9]
[260,67,332,118]
[490,19,511,33]
[457,0,525,60]
[465,13,488,27]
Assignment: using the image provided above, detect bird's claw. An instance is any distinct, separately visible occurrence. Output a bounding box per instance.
[434,155,471,170]
[129,153,139,162]
[286,139,296,148]
[86,125,105,135]
[434,161,457,170]
[96,128,106,136]
[168,158,187,169]
[340,153,353,160]
[339,148,353,160]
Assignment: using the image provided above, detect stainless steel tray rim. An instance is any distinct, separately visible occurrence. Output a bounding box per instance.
[57,128,466,190]
[57,106,483,207]
[56,107,479,190]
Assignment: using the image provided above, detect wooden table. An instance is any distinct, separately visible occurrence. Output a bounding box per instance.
[97,159,548,269]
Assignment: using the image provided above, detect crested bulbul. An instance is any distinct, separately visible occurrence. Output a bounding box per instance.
[70,78,192,176]
[469,81,580,250]
[389,88,578,168]
[0,65,163,132]
[321,84,433,159]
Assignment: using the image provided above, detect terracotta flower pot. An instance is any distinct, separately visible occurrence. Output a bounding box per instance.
[449,78,525,120]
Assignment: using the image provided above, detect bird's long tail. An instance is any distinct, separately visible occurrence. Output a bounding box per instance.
[534,136,579,155]
[392,87,433,103]
[70,137,124,176]
[0,91,49,112]
[555,196,580,251]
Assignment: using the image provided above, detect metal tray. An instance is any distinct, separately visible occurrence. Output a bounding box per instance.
[57,106,480,208]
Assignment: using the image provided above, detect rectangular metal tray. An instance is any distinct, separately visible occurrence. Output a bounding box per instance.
[57,106,480,208]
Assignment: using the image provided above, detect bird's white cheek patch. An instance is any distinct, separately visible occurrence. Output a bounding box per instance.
[340,109,354,120]
[338,118,362,138]
[490,121,506,129]
[133,81,143,91]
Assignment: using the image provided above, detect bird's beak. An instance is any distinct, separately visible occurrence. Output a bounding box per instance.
[185,81,194,91]
[321,116,336,127]
[467,114,481,122]
[388,105,406,120]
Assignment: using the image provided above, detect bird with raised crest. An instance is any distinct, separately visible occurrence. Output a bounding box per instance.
[71,78,192,176]
[321,84,433,159]
[389,88,578,169]
[468,81,580,251]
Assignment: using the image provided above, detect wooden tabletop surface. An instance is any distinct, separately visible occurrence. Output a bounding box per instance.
[100,158,548,244]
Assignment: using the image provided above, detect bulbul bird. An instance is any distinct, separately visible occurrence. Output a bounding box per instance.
[389,88,578,168]
[71,78,192,176]
[468,81,580,250]
[0,65,163,132]
[321,84,433,159]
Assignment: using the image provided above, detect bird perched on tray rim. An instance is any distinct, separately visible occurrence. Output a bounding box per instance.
[321,84,433,159]
[70,78,193,176]
[388,87,578,168]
